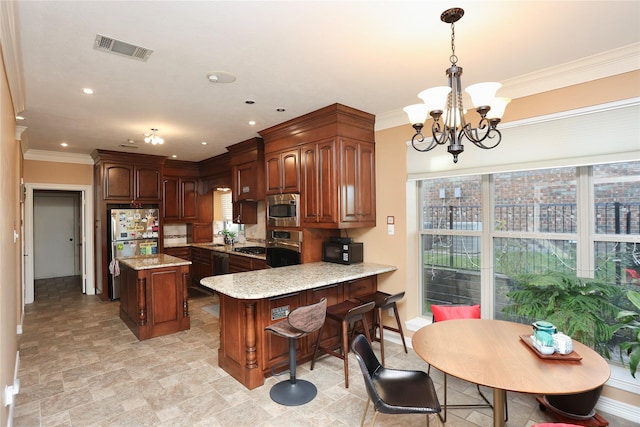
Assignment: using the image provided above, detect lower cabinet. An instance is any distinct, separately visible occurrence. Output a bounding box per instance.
[191,247,214,287]
[119,262,190,340]
[217,275,377,389]
[228,253,267,273]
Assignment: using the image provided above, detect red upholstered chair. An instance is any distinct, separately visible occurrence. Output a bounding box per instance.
[531,424,582,427]
[429,304,507,423]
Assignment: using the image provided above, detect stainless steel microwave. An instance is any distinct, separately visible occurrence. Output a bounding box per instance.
[267,193,300,228]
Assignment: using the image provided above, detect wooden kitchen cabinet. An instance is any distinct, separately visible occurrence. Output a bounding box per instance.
[338,138,376,226]
[232,201,257,225]
[190,247,214,287]
[301,139,337,225]
[228,253,267,273]
[259,103,376,229]
[164,246,190,260]
[228,137,264,202]
[265,148,300,194]
[118,257,190,340]
[163,160,200,223]
[100,161,162,202]
[162,176,198,222]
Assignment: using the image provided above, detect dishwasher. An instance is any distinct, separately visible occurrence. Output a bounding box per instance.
[214,252,229,275]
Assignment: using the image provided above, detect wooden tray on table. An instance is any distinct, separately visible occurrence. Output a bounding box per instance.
[519,335,582,360]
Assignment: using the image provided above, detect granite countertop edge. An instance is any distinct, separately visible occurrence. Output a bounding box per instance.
[117,254,192,270]
[200,262,397,299]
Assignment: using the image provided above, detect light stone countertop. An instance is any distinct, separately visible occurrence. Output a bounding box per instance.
[117,254,192,271]
[200,262,397,299]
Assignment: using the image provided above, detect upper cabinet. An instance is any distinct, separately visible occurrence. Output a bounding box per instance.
[227,137,265,202]
[260,103,376,229]
[163,160,199,223]
[93,150,164,203]
[226,138,264,224]
[265,148,301,194]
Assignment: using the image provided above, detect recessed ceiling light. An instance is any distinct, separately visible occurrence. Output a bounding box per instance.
[201,141,208,145]
[60,142,68,147]
[171,155,177,158]
[82,88,94,95]
[16,115,24,121]
[245,100,255,105]
[276,107,286,112]
[248,121,256,126]
[127,139,135,144]
[206,72,236,83]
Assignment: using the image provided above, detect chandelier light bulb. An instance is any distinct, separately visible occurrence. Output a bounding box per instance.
[144,128,164,145]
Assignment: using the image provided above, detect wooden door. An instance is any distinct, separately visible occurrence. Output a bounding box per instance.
[281,149,300,193]
[317,139,337,224]
[301,143,319,224]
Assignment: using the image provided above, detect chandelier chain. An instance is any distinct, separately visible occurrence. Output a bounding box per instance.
[450,22,458,65]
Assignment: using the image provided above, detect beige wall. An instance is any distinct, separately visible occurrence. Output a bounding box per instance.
[0,46,21,427]
[23,160,93,185]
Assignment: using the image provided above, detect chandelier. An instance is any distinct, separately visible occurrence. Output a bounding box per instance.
[403,8,510,163]
[144,128,164,145]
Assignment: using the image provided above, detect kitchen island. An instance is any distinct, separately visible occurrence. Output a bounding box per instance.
[200,261,396,389]
[118,254,192,340]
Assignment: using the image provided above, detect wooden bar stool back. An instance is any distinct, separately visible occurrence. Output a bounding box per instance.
[357,290,408,365]
[311,300,375,388]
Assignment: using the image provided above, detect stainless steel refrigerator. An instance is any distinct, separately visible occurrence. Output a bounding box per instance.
[108,207,159,299]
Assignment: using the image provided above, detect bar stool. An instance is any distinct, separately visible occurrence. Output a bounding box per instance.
[357,290,408,365]
[264,297,327,406]
[310,299,375,388]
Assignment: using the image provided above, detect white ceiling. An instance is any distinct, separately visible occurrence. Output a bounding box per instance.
[14,1,640,162]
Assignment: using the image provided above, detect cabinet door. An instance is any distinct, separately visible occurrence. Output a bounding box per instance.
[228,254,253,273]
[104,163,133,200]
[135,165,162,201]
[301,144,319,224]
[181,179,198,220]
[317,140,337,224]
[265,153,282,194]
[232,201,257,224]
[162,177,180,222]
[339,139,375,226]
[265,149,300,195]
[233,161,257,201]
[281,149,300,193]
[356,141,376,224]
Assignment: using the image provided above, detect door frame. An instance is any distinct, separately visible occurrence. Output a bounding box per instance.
[24,183,94,304]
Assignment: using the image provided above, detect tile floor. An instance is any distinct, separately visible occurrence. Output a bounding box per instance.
[13,276,634,427]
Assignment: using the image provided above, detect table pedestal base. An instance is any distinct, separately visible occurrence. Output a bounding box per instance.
[536,396,609,426]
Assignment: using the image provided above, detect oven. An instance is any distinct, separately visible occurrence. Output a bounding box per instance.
[267,193,300,228]
[266,229,302,267]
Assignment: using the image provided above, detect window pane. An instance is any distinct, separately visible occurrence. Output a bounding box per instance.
[594,161,640,235]
[493,237,576,319]
[421,176,482,230]
[421,234,481,315]
[595,240,640,284]
[494,168,576,233]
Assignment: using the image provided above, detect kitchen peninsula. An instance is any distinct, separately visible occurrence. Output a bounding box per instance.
[118,254,192,340]
[200,262,396,389]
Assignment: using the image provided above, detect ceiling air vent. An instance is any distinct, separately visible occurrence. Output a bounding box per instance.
[118,144,139,149]
[94,35,153,62]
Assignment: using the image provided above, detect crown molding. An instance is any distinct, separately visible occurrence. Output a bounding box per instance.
[0,1,25,115]
[23,149,94,165]
[376,43,640,132]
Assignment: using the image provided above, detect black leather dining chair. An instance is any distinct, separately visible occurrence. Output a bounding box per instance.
[351,334,442,426]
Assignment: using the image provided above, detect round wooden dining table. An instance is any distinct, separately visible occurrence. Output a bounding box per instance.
[412,319,610,427]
